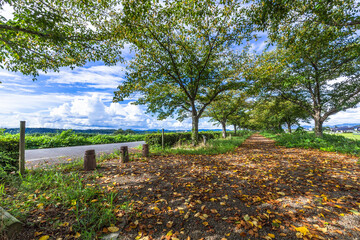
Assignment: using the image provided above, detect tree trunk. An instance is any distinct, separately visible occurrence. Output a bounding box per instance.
[287,122,292,133]
[234,124,237,135]
[221,122,227,138]
[0,207,22,239]
[314,117,323,138]
[191,114,199,146]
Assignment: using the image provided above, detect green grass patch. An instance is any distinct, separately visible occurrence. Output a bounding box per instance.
[151,131,252,155]
[0,153,132,239]
[261,131,360,157]
[0,129,145,150]
[333,132,360,141]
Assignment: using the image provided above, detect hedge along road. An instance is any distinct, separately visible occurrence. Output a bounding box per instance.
[25,141,145,167]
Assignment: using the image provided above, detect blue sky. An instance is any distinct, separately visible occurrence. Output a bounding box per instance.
[1,6,360,130]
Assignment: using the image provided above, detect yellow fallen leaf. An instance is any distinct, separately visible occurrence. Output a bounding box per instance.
[166,230,173,236]
[295,226,309,236]
[166,221,173,228]
[60,222,69,227]
[37,203,44,209]
[34,232,43,237]
[39,236,50,240]
[74,232,81,238]
[267,233,275,238]
[108,226,119,233]
[203,222,209,226]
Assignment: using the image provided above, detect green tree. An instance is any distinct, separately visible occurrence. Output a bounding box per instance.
[0,0,123,79]
[204,91,247,138]
[246,16,360,137]
[249,0,360,40]
[113,0,253,145]
[248,97,310,132]
[228,110,250,134]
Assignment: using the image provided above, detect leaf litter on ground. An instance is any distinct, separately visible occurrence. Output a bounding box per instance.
[4,134,360,239]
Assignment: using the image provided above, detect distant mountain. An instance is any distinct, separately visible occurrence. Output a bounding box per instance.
[3,128,118,135]
[2,128,224,135]
[301,123,360,129]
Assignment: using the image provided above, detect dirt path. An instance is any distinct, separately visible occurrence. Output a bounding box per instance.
[92,134,360,240]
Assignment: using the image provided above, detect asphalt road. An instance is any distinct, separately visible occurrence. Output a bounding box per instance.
[25,141,145,162]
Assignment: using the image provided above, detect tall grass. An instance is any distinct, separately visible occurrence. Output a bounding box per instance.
[261,131,360,157]
[0,167,129,239]
[151,131,252,155]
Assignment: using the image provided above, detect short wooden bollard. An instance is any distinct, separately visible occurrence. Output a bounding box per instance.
[142,144,149,157]
[0,207,23,239]
[120,146,129,163]
[202,135,207,145]
[84,150,96,171]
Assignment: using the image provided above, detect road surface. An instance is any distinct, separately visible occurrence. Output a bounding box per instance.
[25,141,145,163]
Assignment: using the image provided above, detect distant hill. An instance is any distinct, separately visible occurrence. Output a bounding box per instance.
[3,128,118,135]
[2,128,224,135]
[302,123,360,129]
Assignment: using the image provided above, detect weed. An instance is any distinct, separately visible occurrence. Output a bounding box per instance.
[261,131,360,157]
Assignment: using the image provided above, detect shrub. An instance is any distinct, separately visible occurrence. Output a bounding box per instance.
[0,137,19,172]
[262,131,360,156]
[145,132,222,147]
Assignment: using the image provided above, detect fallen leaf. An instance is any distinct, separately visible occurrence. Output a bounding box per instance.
[295,226,309,236]
[108,226,119,233]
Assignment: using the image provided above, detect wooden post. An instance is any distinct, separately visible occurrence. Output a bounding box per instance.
[19,121,25,175]
[142,144,149,157]
[202,135,207,145]
[120,146,129,163]
[161,128,165,150]
[0,207,22,239]
[84,149,96,171]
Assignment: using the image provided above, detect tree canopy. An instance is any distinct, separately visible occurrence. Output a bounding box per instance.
[0,0,123,79]
[245,0,360,137]
[204,90,248,138]
[113,0,253,144]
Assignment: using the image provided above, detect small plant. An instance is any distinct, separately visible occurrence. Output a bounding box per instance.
[261,131,360,157]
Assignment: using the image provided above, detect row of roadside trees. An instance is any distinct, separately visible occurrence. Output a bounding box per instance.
[1,0,360,143]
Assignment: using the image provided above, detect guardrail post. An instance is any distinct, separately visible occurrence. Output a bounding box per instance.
[162,128,165,150]
[84,149,96,171]
[120,146,129,163]
[19,121,25,175]
[142,144,149,157]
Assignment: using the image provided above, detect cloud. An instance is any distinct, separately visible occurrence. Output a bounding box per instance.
[47,94,202,130]
[0,93,220,130]
[0,3,14,20]
[44,64,127,89]
[325,105,360,126]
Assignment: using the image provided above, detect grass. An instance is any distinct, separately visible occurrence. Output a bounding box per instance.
[332,132,360,141]
[1,169,129,239]
[261,131,360,158]
[0,150,138,239]
[0,134,253,239]
[151,133,252,155]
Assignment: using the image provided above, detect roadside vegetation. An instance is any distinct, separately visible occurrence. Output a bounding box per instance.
[261,131,360,158]
[0,132,251,239]
[151,131,252,155]
[0,129,145,150]
[333,132,360,141]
